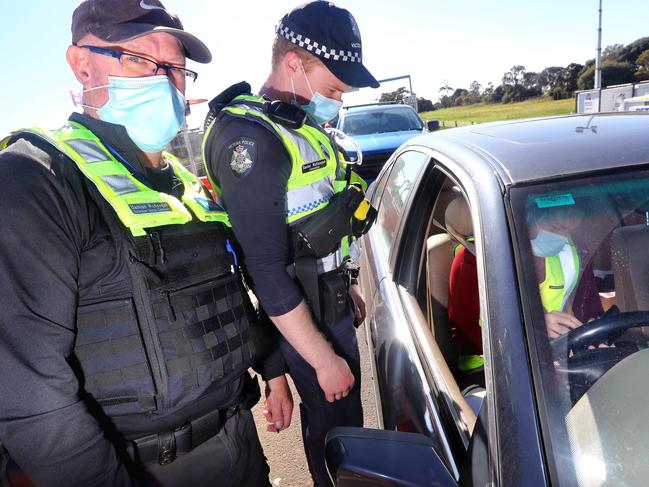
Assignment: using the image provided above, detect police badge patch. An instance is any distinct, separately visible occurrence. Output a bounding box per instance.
[228,138,256,177]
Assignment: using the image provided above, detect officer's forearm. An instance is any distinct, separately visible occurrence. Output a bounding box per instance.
[269,300,338,370]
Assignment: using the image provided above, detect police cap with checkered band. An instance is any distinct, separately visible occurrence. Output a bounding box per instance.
[276,1,379,89]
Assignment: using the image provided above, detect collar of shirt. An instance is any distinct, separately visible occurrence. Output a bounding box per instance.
[68,112,179,195]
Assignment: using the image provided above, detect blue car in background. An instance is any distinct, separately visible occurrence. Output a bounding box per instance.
[335,103,438,180]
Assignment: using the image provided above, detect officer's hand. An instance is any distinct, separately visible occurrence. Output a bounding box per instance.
[263,375,293,432]
[545,311,582,339]
[350,284,366,328]
[316,354,355,403]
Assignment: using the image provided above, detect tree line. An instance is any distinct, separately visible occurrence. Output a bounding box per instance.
[380,37,649,112]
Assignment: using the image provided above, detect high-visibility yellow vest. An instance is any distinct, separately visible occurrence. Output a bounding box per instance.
[539,243,581,313]
[203,94,366,269]
[1,121,229,236]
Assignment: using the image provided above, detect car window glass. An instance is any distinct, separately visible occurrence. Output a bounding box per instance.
[511,171,649,486]
[369,162,392,206]
[342,108,423,136]
[376,150,428,255]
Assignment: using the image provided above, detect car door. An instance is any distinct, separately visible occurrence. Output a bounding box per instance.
[360,149,464,474]
[406,154,546,487]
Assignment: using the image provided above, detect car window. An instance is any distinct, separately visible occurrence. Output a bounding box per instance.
[375,150,428,256]
[510,171,649,486]
[368,162,392,206]
[394,167,491,480]
[341,107,424,136]
[421,175,488,421]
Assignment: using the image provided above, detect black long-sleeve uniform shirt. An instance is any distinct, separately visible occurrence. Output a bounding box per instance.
[0,113,285,487]
[204,117,304,317]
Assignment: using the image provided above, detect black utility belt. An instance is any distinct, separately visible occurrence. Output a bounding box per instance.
[128,405,240,466]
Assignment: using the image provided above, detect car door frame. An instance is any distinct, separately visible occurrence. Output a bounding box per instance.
[361,147,465,476]
[368,146,492,480]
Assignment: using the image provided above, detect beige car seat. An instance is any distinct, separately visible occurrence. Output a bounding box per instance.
[426,194,474,369]
[611,224,649,311]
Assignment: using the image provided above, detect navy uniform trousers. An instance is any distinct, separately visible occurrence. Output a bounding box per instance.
[279,311,363,487]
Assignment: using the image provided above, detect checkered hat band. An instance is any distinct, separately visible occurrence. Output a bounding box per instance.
[276,23,362,63]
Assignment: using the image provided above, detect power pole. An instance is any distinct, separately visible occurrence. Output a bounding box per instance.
[594,0,603,89]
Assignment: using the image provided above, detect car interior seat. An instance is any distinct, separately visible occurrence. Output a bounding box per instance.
[425,189,473,372]
[611,223,649,311]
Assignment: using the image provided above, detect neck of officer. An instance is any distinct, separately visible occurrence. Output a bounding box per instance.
[83,108,165,169]
[260,72,293,104]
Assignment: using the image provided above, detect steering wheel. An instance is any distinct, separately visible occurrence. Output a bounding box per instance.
[551,310,649,404]
[551,310,649,356]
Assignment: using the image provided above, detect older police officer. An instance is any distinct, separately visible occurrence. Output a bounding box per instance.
[0,1,292,486]
[203,2,379,485]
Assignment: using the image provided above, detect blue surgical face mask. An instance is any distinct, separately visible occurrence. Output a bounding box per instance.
[83,75,185,152]
[291,61,343,125]
[531,229,569,257]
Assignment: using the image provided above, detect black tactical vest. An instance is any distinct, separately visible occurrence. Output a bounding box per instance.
[73,181,258,418]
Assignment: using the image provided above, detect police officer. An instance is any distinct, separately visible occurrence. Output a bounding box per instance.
[202,2,379,485]
[0,1,293,486]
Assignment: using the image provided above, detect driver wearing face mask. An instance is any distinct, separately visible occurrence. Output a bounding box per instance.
[528,205,603,338]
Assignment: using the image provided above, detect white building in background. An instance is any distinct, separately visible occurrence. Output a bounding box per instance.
[576,81,649,113]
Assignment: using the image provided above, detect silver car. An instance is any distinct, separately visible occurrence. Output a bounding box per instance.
[326,113,649,487]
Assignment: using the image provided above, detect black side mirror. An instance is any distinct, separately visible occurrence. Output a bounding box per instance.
[427,120,441,132]
[326,427,458,487]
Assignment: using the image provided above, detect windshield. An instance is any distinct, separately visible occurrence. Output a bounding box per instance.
[341,107,424,136]
[511,170,649,487]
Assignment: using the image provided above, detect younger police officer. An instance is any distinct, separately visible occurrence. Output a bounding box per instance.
[203,3,379,485]
[0,1,292,486]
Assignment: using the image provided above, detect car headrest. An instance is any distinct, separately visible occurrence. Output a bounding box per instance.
[445,196,475,254]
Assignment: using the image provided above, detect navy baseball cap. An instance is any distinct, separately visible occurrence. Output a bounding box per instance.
[71,0,212,63]
[276,1,379,89]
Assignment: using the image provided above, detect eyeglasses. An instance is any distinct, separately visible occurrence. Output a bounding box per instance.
[78,45,198,84]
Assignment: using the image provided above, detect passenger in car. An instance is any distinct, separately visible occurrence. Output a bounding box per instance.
[445,197,483,373]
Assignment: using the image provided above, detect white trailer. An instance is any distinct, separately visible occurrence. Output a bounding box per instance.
[623,95,649,112]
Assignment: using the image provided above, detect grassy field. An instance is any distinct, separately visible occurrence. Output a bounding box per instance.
[419,97,575,126]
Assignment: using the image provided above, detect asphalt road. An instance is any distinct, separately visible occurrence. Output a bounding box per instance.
[252,323,379,486]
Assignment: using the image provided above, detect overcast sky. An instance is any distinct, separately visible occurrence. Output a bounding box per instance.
[2,0,648,133]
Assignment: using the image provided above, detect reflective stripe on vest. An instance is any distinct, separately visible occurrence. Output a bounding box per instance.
[539,243,580,313]
[458,354,484,372]
[1,123,230,236]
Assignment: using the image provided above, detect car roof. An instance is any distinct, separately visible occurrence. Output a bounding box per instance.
[407,113,649,186]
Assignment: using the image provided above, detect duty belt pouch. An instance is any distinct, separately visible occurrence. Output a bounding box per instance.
[293,186,365,258]
[319,270,349,327]
[292,187,366,326]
